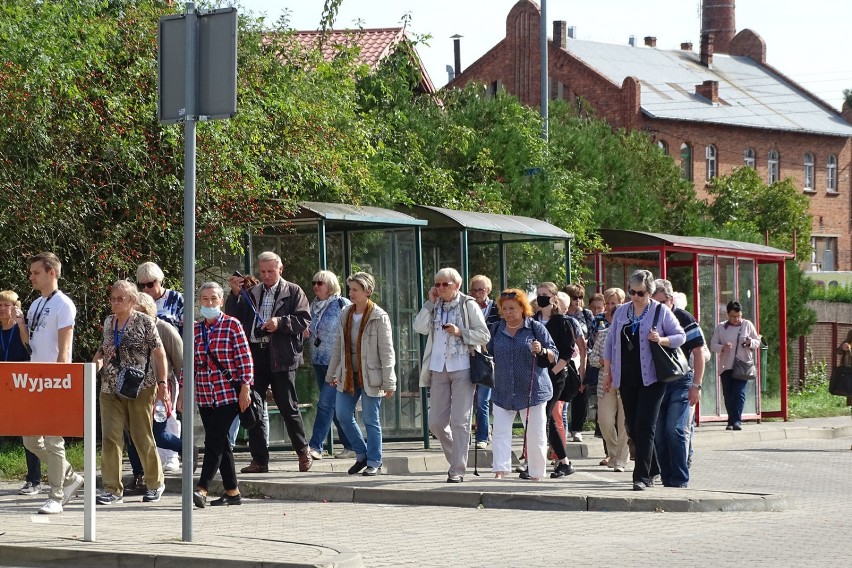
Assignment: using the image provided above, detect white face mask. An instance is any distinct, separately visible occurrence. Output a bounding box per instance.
[200,305,221,320]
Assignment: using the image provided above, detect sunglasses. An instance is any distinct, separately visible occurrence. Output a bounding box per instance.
[500,291,518,299]
[434,282,452,288]
[137,281,156,289]
[628,289,647,297]
[311,281,325,286]
[470,288,486,293]
[109,296,129,303]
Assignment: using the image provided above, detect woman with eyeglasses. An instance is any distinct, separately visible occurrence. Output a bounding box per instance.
[710,300,760,431]
[414,268,490,483]
[136,262,184,334]
[489,289,557,481]
[305,270,353,460]
[92,280,170,505]
[602,270,684,491]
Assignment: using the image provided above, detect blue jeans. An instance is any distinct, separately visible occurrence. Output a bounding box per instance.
[654,373,692,487]
[335,386,383,468]
[309,364,352,452]
[126,419,183,475]
[721,370,748,426]
[474,385,491,443]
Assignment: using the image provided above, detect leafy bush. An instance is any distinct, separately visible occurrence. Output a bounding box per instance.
[810,284,852,304]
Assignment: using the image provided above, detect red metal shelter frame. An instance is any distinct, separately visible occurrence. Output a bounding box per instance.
[590,230,793,422]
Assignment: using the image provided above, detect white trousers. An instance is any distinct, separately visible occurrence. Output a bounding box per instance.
[492,402,547,478]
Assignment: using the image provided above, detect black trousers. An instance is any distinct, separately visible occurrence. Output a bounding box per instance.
[546,372,567,461]
[198,403,240,491]
[618,366,665,485]
[570,387,589,433]
[248,345,308,464]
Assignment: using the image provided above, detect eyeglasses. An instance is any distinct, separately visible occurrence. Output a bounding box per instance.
[311,281,325,287]
[109,296,128,303]
[628,289,647,297]
[500,291,518,299]
[137,281,156,289]
[470,288,486,293]
[434,282,452,288]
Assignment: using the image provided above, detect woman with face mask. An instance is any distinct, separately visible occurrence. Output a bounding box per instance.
[532,282,577,479]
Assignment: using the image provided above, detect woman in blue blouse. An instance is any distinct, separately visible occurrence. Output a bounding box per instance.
[488,289,557,481]
[306,270,353,460]
[603,270,685,491]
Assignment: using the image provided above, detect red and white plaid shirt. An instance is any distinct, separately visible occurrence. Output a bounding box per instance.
[192,313,253,407]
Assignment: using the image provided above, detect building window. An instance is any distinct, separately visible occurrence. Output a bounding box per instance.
[657,140,668,155]
[804,152,815,190]
[744,148,756,169]
[680,143,693,181]
[827,154,837,192]
[705,145,718,180]
[811,236,838,271]
[768,150,779,183]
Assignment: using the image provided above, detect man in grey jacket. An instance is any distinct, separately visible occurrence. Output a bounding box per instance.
[226,251,312,473]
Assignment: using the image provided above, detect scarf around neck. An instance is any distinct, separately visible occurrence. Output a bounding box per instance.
[342,300,375,394]
[433,294,467,359]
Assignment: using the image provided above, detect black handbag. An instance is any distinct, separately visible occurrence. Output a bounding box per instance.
[231,381,264,430]
[732,330,757,380]
[559,361,581,402]
[829,366,852,396]
[470,348,495,388]
[649,304,689,383]
[115,346,150,399]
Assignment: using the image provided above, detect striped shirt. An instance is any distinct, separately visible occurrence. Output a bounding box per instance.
[192,314,253,407]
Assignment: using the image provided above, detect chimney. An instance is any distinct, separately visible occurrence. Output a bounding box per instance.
[450,34,462,77]
[644,36,657,48]
[628,35,636,47]
[553,21,567,50]
[696,80,719,103]
[567,26,577,39]
[701,0,736,54]
[680,41,693,51]
[700,33,714,67]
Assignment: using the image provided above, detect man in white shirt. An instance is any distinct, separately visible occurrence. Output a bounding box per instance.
[21,252,83,514]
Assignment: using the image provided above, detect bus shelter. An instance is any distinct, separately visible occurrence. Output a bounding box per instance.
[398,204,573,446]
[241,202,427,446]
[586,229,794,422]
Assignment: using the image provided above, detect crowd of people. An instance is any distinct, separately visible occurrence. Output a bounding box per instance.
[6,251,767,514]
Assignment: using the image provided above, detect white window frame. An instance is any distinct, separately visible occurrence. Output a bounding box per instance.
[803,152,815,190]
[827,154,837,192]
[705,145,717,180]
[768,150,779,184]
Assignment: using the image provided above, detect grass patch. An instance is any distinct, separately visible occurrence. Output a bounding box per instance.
[788,361,850,419]
[0,439,96,481]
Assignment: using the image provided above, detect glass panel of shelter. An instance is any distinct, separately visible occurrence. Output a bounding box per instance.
[697,254,719,416]
[738,258,759,418]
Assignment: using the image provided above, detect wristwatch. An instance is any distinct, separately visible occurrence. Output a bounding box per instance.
[691,384,702,390]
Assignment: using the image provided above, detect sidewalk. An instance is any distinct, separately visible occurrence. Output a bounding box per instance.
[0,415,849,568]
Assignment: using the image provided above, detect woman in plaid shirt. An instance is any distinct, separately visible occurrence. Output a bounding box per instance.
[177,282,253,508]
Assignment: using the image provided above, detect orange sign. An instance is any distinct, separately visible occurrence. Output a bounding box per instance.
[0,363,85,436]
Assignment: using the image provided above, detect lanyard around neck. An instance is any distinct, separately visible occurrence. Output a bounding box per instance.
[29,290,57,337]
[1,325,16,361]
[113,314,132,351]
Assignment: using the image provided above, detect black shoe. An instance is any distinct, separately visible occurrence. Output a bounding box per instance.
[726,425,734,430]
[550,462,576,478]
[518,468,531,480]
[446,475,463,483]
[632,482,647,491]
[732,423,742,431]
[192,490,207,508]
[210,493,242,506]
[348,459,368,475]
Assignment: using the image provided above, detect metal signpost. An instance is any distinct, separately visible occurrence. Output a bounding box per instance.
[158,2,237,542]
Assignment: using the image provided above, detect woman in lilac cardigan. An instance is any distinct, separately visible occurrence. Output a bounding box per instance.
[602,270,685,491]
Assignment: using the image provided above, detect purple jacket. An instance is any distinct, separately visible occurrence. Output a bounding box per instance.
[603,299,685,388]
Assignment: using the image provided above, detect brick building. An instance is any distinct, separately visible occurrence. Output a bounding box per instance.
[448,0,852,270]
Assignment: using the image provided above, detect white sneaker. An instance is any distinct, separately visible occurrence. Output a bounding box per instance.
[309,448,323,460]
[38,498,63,514]
[162,456,181,473]
[19,481,41,495]
[142,484,165,503]
[572,432,583,442]
[61,474,84,505]
[334,449,355,459]
[475,441,488,449]
[614,465,626,472]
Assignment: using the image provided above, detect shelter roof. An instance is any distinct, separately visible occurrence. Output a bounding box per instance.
[599,229,793,261]
[401,205,572,241]
[290,201,426,231]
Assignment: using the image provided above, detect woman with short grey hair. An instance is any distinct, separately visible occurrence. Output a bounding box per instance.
[136,261,184,333]
[414,267,490,483]
[602,269,684,491]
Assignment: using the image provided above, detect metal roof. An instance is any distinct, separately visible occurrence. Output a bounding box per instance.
[599,229,793,260]
[291,201,426,230]
[401,205,572,241]
[564,38,852,137]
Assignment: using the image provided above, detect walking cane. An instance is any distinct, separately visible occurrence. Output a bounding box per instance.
[472,385,481,476]
[520,348,537,474]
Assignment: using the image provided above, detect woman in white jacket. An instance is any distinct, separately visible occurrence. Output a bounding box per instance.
[710,300,760,431]
[414,268,490,483]
[327,273,396,476]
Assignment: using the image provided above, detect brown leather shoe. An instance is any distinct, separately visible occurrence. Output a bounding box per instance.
[127,474,147,495]
[298,449,313,472]
[240,461,268,474]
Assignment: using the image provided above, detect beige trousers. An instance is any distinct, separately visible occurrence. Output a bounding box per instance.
[597,388,630,468]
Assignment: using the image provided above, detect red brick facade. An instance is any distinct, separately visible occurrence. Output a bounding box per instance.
[448,0,852,270]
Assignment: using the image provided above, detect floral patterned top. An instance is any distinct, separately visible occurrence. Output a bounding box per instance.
[98,312,163,394]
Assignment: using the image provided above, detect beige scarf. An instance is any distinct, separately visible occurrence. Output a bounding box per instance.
[342,300,374,394]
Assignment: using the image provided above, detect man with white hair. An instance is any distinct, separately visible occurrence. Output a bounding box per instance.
[226,251,313,473]
[651,279,705,488]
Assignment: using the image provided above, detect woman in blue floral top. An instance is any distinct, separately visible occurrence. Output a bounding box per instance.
[306,270,352,460]
[488,289,557,481]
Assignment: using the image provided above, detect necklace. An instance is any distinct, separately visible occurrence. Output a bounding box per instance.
[506,321,523,330]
